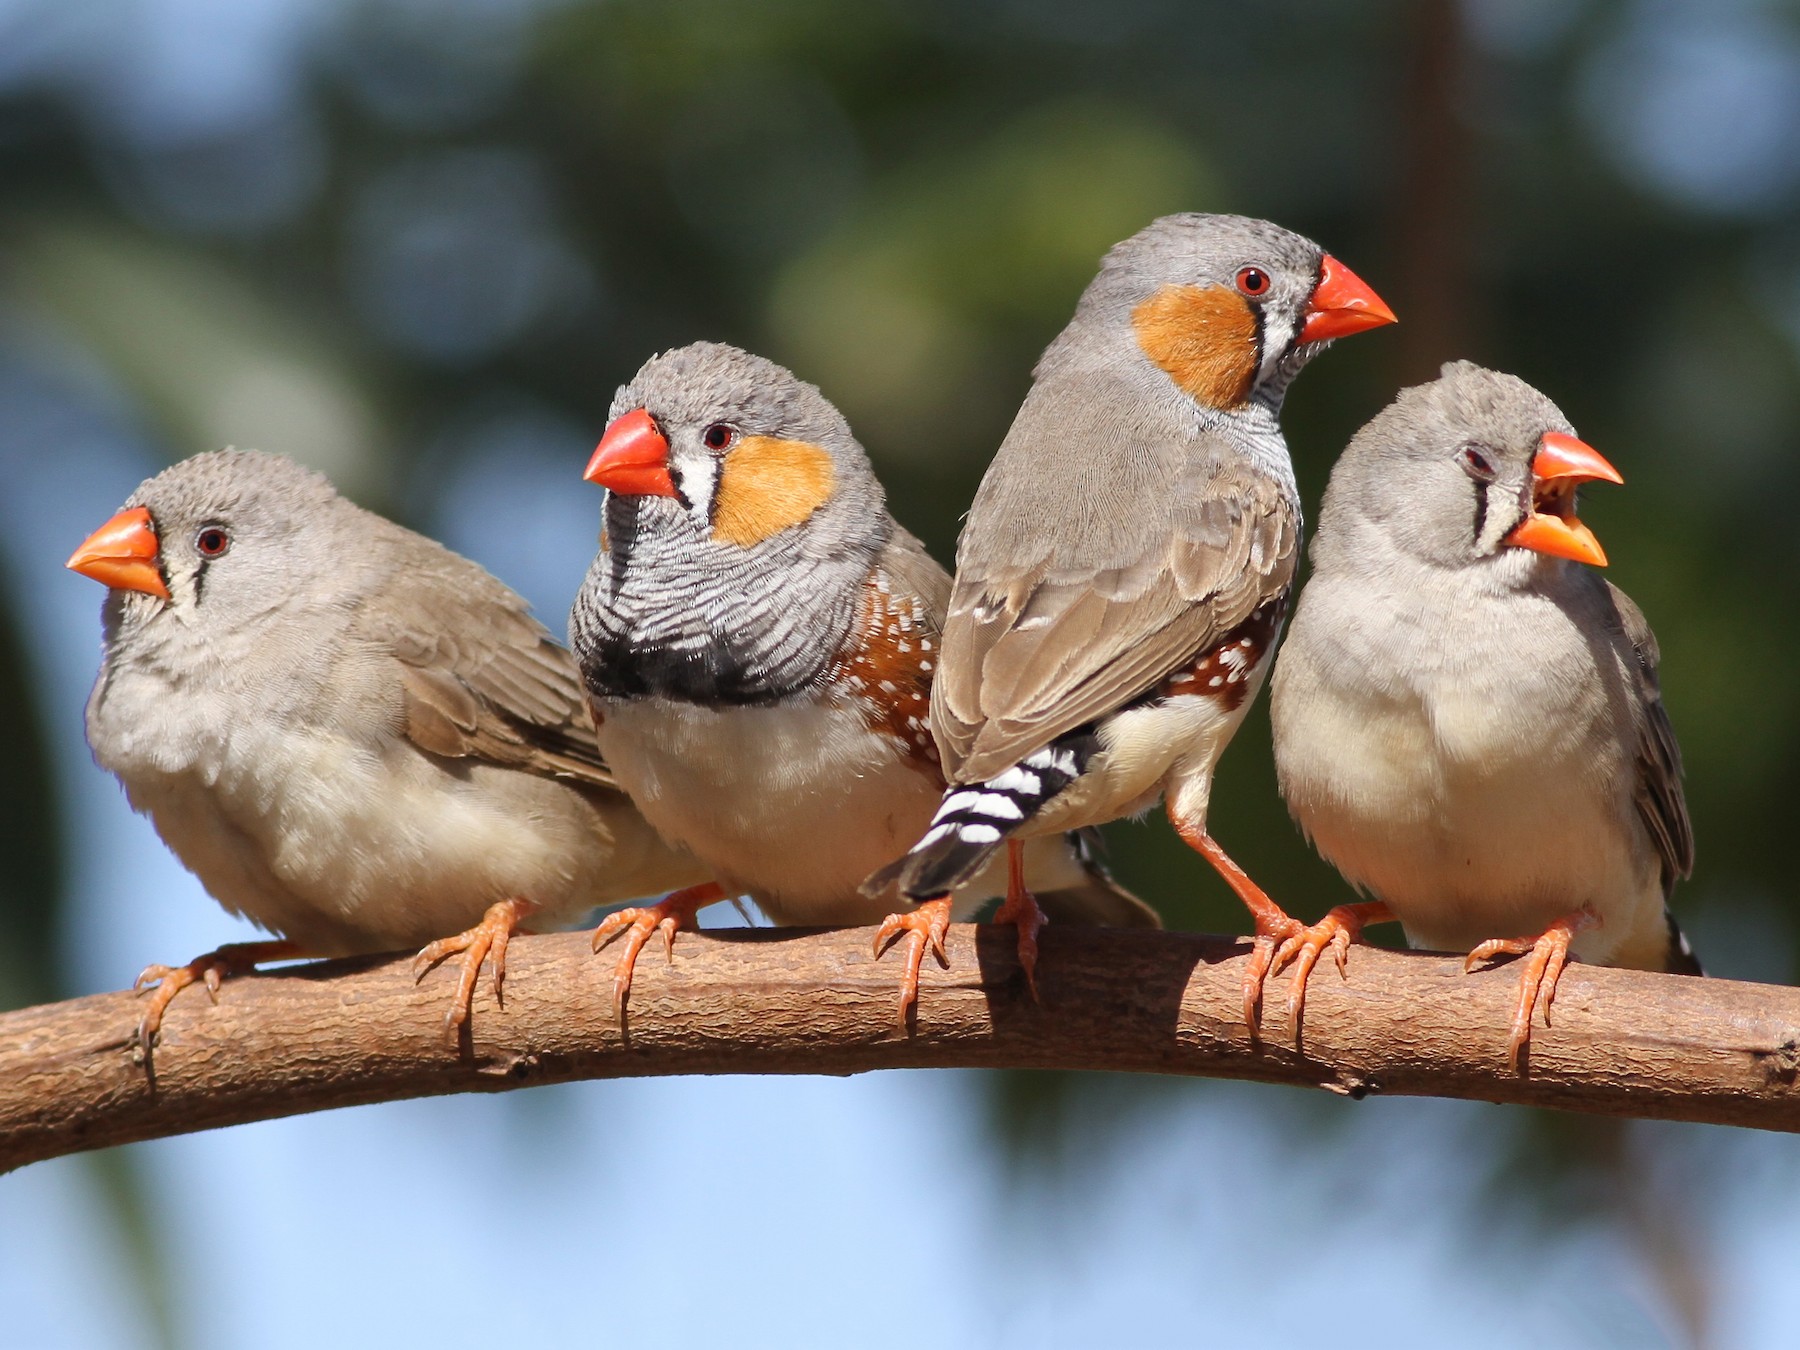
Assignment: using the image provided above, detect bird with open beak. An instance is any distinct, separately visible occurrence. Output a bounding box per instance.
[1271,362,1698,1070]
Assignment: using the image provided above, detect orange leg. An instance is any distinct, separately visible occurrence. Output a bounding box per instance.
[1167,804,1302,1034]
[872,897,953,1024]
[134,939,307,1055]
[1464,907,1598,1073]
[1270,901,1396,1030]
[591,882,726,1016]
[412,897,540,1046]
[993,839,1047,1001]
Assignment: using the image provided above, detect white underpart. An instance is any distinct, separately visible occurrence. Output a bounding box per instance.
[89,667,699,956]
[597,693,1067,924]
[1272,559,1665,968]
[1006,645,1276,843]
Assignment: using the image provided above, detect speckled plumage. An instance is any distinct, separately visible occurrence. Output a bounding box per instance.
[570,343,1157,930]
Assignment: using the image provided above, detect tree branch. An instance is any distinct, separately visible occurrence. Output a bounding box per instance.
[5,923,1800,1172]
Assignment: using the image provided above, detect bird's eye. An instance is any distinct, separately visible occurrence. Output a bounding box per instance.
[195,526,230,558]
[701,423,737,451]
[1235,267,1271,298]
[1459,446,1497,482]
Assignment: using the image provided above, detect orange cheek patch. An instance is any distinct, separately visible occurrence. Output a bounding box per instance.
[711,436,836,547]
[1131,283,1259,410]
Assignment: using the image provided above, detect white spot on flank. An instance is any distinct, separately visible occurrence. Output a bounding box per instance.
[958,824,1002,844]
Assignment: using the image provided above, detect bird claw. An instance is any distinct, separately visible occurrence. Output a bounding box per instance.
[1268,901,1394,1039]
[412,897,539,1047]
[1463,907,1598,1073]
[992,874,1046,1003]
[591,882,724,1018]
[872,897,953,1023]
[131,940,305,1058]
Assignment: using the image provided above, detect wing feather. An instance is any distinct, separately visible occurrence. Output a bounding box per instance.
[932,373,1299,783]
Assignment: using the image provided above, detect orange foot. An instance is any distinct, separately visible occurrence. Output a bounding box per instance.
[873,897,953,1023]
[1166,805,1305,1034]
[412,897,539,1046]
[1270,901,1395,1035]
[134,939,306,1055]
[995,838,1047,1001]
[1465,907,1599,1073]
[591,881,726,1016]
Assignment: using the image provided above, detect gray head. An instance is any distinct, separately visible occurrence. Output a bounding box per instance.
[1048,213,1395,413]
[1314,361,1624,578]
[67,449,360,651]
[588,341,887,552]
[572,342,891,705]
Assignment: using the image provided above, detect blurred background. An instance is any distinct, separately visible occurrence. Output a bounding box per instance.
[1,0,1797,1345]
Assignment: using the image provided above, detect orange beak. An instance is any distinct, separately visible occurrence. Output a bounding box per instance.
[66,506,169,599]
[584,409,677,498]
[1502,432,1624,568]
[1299,255,1397,344]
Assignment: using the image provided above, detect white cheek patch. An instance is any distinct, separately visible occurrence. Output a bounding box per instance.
[675,452,718,522]
[1259,309,1296,381]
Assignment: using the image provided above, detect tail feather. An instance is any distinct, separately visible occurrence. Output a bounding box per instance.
[1664,910,1704,977]
[861,732,1097,901]
[1034,830,1162,929]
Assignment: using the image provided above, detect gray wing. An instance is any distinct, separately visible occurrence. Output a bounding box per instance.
[354,528,617,790]
[879,520,953,629]
[932,373,1299,784]
[1608,581,1694,891]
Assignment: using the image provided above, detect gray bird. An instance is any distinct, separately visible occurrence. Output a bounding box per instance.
[873,213,1394,1027]
[69,449,706,1050]
[1270,361,1698,1070]
[570,342,1158,1016]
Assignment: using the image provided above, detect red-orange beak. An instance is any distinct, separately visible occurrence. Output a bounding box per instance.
[584,409,677,498]
[1502,432,1623,568]
[1299,255,1397,344]
[66,506,169,599]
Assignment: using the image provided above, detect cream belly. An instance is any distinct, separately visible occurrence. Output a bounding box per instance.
[104,717,697,956]
[1020,649,1273,838]
[596,693,956,925]
[1273,576,1665,968]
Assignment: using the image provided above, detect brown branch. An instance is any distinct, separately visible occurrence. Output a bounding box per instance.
[4,923,1800,1172]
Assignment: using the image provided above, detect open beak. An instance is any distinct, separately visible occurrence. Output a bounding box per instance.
[584,409,677,498]
[66,506,169,599]
[1502,432,1623,568]
[1299,255,1397,344]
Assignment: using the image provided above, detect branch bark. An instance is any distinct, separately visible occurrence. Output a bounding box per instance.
[5,923,1800,1172]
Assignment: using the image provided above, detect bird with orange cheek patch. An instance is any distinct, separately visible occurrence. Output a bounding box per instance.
[1271,363,1699,1071]
[568,342,1159,1017]
[870,213,1395,1034]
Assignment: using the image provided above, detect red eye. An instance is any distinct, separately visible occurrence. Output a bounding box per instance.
[702,423,736,451]
[1459,445,1497,482]
[195,526,230,558]
[1235,266,1271,297]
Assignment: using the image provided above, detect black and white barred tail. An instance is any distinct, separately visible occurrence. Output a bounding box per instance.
[1664,910,1703,977]
[864,732,1098,901]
